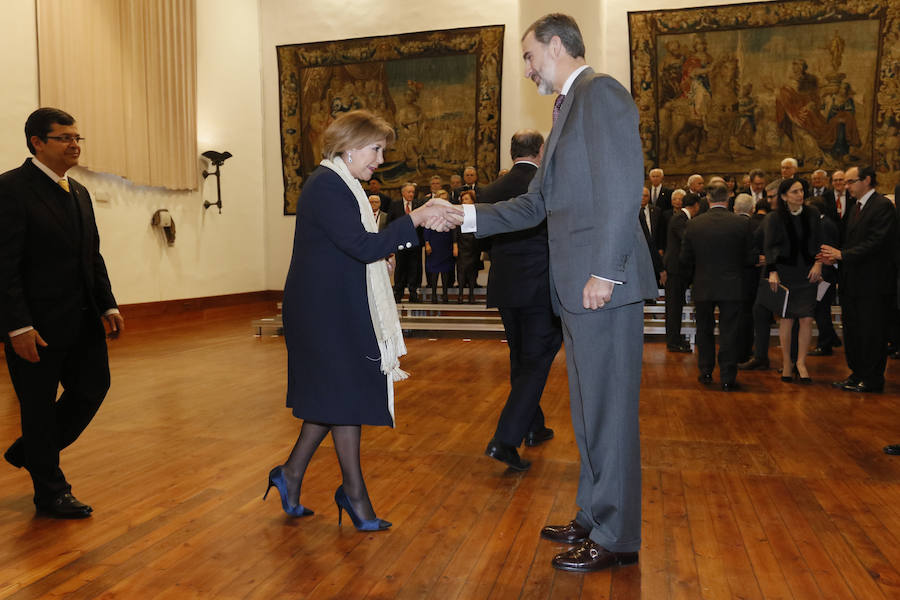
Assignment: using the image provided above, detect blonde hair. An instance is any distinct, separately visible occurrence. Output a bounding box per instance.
[321,110,395,160]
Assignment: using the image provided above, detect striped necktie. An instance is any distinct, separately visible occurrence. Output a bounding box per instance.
[552,94,566,125]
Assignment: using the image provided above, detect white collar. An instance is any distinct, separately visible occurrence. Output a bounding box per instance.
[32,157,68,183]
[681,207,693,219]
[513,159,539,168]
[560,65,590,95]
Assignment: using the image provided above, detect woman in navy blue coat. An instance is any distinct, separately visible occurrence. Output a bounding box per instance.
[264,111,458,531]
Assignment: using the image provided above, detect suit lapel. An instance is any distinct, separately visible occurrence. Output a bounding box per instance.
[541,67,593,178]
[24,161,78,247]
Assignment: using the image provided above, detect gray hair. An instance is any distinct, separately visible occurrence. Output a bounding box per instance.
[522,13,585,59]
[781,157,798,168]
[733,193,754,215]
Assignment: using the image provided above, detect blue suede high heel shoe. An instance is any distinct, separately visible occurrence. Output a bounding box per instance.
[264,466,313,517]
[334,485,391,531]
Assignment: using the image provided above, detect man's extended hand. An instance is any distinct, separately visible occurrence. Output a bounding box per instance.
[103,312,125,339]
[410,198,464,232]
[817,244,841,266]
[10,329,47,363]
[583,277,614,310]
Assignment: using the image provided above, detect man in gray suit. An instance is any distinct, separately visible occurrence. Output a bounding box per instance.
[459,13,656,572]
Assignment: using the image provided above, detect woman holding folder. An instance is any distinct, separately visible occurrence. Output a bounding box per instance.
[763,178,824,383]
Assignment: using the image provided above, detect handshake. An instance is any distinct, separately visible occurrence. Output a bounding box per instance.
[409,199,465,232]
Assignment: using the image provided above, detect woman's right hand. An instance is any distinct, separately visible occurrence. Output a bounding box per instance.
[768,271,780,292]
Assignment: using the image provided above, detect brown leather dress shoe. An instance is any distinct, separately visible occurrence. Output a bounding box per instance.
[540,519,590,544]
[551,539,638,572]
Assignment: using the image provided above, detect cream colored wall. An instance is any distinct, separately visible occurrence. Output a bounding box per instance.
[0,0,266,305]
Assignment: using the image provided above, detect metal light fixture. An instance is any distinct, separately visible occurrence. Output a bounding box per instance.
[201,150,232,213]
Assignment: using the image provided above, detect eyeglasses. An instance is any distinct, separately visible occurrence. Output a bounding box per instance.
[46,135,85,144]
[845,178,859,184]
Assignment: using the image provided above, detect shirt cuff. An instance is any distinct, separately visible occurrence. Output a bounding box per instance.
[104,308,120,316]
[461,204,477,233]
[9,326,34,337]
[591,275,623,285]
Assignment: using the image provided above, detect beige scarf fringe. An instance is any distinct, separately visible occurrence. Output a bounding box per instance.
[320,157,408,424]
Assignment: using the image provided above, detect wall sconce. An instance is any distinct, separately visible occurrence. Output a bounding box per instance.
[201,150,232,213]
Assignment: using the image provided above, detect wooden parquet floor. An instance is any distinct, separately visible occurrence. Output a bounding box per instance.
[2,301,900,599]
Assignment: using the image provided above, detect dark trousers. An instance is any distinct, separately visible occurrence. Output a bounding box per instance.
[4,312,110,503]
[664,275,686,346]
[457,266,478,301]
[393,248,421,302]
[842,293,889,387]
[695,300,741,384]
[426,270,453,302]
[814,283,840,348]
[492,305,562,447]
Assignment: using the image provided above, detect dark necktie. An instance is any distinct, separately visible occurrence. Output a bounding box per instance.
[552,94,566,125]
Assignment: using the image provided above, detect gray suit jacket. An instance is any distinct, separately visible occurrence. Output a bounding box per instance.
[473,68,657,314]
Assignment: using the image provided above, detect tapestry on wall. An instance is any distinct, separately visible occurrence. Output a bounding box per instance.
[628,0,900,191]
[277,25,504,214]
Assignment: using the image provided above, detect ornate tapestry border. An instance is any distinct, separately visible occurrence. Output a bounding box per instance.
[628,0,900,190]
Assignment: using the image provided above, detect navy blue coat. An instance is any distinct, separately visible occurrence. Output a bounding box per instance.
[282,167,418,426]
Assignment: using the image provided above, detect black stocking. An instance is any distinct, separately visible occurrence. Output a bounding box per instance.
[283,420,330,504]
[332,425,376,520]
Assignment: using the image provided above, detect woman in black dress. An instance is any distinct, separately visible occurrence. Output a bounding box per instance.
[763,178,824,383]
[265,111,458,530]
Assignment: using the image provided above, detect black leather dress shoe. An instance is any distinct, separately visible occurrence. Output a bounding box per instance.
[738,357,769,370]
[698,373,713,385]
[485,439,530,471]
[36,493,92,519]
[841,381,883,393]
[721,381,740,392]
[667,343,691,353]
[4,439,24,468]
[524,427,554,447]
[540,519,591,544]
[832,377,859,389]
[884,445,900,455]
[551,539,638,572]
[808,346,832,356]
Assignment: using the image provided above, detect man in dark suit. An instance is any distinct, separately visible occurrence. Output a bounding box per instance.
[809,169,829,199]
[648,168,672,212]
[807,196,841,356]
[366,176,392,214]
[822,170,855,241]
[639,186,665,285]
[451,166,479,204]
[663,193,700,352]
[480,130,561,471]
[390,182,423,302]
[733,193,762,363]
[681,183,754,390]
[820,166,899,393]
[744,168,767,209]
[460,14,657,572]
[0,108,123,518]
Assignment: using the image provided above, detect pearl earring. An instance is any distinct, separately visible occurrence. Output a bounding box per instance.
[348,152,353,164]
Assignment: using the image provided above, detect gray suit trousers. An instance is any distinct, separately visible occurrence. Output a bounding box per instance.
[560,300,643,553]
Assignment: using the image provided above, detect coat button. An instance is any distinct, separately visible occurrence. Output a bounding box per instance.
[398,245,403,250]
[406,242,412,248]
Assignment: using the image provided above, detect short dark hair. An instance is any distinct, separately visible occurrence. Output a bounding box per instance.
[510,130,544,160]
[682,193,700,208]
[25,107,75,154]
[706,182,729,204]
[523,13,585,59]
[748,168,766,181]
[857,165,877,188]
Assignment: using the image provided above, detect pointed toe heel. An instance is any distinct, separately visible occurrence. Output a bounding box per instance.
[334,485,391,531]
[264,466,313,517]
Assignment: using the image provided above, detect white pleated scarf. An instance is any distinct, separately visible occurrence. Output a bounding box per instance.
[320,156,408,424]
